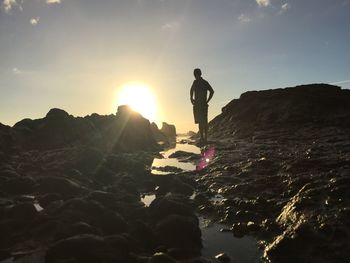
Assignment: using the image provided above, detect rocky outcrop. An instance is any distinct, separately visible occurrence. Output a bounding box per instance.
[209,84,350,138]
[151,122,177,145]
[160,122,176,142]
[194,84,350,262]
[10,106,158,152]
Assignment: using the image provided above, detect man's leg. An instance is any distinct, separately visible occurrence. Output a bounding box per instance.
[204,121,208,143]
[199,123,204,143]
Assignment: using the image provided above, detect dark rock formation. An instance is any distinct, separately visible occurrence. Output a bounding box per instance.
[210,84,350,138]
[198,84,350,262]
[150,122,177,146]
[10,106,158,152]
[160,122,176,142]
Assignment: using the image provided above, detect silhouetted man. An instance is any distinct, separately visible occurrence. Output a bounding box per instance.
[190,68,214,145]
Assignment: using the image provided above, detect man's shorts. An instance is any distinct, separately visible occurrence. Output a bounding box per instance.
[193,104,208,124]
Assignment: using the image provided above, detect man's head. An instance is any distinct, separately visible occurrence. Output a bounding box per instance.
[194,68,202,79]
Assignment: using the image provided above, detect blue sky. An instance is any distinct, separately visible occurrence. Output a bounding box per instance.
[1,0,349,132]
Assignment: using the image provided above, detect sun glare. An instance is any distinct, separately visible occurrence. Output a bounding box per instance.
[117,82,158,123]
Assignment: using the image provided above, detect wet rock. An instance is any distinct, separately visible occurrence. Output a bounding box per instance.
[1,176,36,195]
[215,252,231,263]
[68,222,98,236]
[149,252,178,263]
[150,195,194,220]
[36,176,82,197]
[247,221,260,232]
[131,220,156,250]
[5,203,38,220]
[45,234,132,263]
[169,151,199,161]
[167,248,199,261]
[73,147,104,174]
[152,166,183,173]
[87,191,117,208]
[94,209,128,235]
[38,193,62,207]
[231,222,248,238]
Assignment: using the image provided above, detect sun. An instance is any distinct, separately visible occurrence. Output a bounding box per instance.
[116,82,158,123]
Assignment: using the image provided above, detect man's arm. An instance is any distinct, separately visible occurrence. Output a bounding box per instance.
[190,83,195,105]
[206,82,214,103]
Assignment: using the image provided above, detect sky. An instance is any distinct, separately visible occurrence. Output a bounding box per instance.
[0,0,350,132]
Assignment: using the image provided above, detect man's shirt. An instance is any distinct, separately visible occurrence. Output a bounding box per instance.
[191,78,214,106]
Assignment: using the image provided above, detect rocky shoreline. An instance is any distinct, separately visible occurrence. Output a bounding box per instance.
[1,84,350,262]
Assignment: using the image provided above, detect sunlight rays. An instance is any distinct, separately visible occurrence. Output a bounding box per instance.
[116,82,158,123]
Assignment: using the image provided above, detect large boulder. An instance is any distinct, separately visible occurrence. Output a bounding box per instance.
[111,105,158,152]
[160,122,176,142]
[12,108,98,150]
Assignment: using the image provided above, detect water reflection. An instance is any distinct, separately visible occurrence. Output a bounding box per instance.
[200,217,262,263]
[152,137,201,174]
[141,194,156,207]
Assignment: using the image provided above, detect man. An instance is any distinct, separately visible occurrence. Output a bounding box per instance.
[190,68,214,145]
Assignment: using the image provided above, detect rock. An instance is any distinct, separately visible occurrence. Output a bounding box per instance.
[168,151,199,160]
[209,84,350,138]
[152,165,183,173]
[160,122,177,142]
[1,176,36,195]
[46,108,70,119]
[87,191,117,208]
[247,221,260,232]
[149,195,194,220]
[113,105,158,152]
[45,234,131,263]
[68,222,98,236]
[36,176,82,197]
[155,214,202,251]
[215,253,231,263]
[38,193,62,207]
[149,252,178,263]
[232,222,248,238]
[94,209,128,235]
[5,203,38,220]
[150,122,169,143]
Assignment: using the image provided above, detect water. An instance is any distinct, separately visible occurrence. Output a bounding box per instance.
[147,136,262,262]
[200,217,262,262]
[152,137,201,174]
[141,194,156,207]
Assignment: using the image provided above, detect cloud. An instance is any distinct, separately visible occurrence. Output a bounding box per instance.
[30,17,40,25]
[256,0,270,7]
[46,0,61,4]
[279,3,291,13]
[1,0,18,13]
[330,79,350,85]
[162,22,180,31]
[238,14,251,24]
[12,67,21,74]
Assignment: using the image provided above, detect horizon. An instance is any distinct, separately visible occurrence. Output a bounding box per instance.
[1,0,350,132]
[1,82,348,133]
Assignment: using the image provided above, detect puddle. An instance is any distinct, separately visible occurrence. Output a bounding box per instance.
[141,194,156,207]
[34,203,44,212]
[152,136,201,174]
[200,217,262,263]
